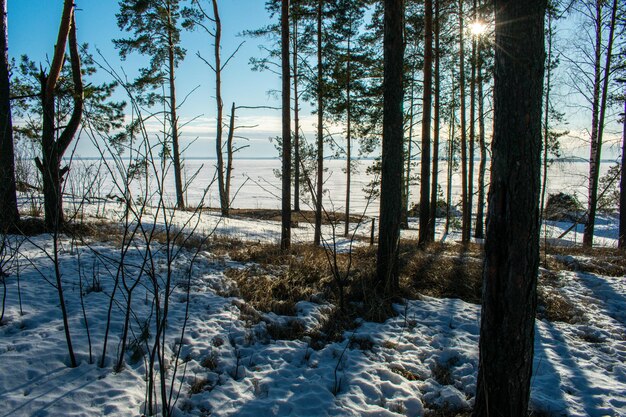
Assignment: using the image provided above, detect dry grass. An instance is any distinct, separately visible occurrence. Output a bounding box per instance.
[544,245,626,277]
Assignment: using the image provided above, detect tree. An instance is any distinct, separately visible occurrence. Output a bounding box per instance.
[582,0,619,247]
[377,0,404,293]
[313,0,324,246]
[115,0,187,209]
[474,0,546,415]
[458,0,470,244]
[281,0,292,250]
[617,80,626,250]
[418,0,434,246]
[428,0,441,242]
[0,0,18,231]
[37,0,83,230]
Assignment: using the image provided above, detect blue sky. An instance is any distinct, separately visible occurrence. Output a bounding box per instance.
[8,0,298,158]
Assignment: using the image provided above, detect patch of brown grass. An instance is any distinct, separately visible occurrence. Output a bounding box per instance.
[400,242,483,304]
[544,245,626,277]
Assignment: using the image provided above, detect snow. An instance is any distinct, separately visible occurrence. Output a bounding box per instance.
[0,195,624,416]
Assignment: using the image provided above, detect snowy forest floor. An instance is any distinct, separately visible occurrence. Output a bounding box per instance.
[0,204,624,417]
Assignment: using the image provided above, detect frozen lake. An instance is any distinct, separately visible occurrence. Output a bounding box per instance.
[66,158,616,219]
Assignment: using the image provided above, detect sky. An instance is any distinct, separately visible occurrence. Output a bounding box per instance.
[6,0,624,161]
[7,0,307,159]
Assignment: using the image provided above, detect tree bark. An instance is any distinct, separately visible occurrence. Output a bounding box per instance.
[281,0,291,251]
[293,10,300,212]
[429,0,440,242]
[418,0,433,246]
[583,0,618,247]
[167,1,185,210]
[474,0,546,415]
[617,91,626,249]
[344,31,352,237]
[467,0,477,241]
[225,102,235,202]
[458,0,469,244]
[474,58,486,239]
[314,0,323,246]
[211,0,227,216]
[38,3,83,231]
[0,0,18,231]
[376,0,404,293]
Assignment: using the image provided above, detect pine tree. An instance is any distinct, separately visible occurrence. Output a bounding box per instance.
[377,0,404,293]
[474,0,546,414]
[0,0,18,231]
[115,0,187,209]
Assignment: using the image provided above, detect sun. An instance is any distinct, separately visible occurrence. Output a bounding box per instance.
[469,21,488,36]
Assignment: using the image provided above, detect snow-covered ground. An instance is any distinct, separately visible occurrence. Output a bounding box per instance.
[0,202,624,416]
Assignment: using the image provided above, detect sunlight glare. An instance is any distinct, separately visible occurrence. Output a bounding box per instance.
[469,21,487,36]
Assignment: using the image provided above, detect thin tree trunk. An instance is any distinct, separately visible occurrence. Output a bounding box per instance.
[474,0,546,415]
[314,0,323,246]
[225,102,235,202]
[0,0,18,231]
[377,0,404,293]
[168,1,184,210]
[540,10,554,227]
[459,0,469,244]
[212,0,227,216]
[293,11,300,212]
[418,0,433,246]
[584,0,618,247]
[474,58,486,239]
[445,77,456,235]
[467,0,477,241]
[619,90,625,249]
[344,34,352,237]
[429,0,440,241]
[281,0,291,251]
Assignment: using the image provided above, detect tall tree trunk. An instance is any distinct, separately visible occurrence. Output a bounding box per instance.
[418,0,433,246]
[281,0,292,251]
[404,43,418,227]
[168,1,184,210]
[474,57,486,239]
[619,90,625,249]
[583,0,618,247]
[0,0,18,231]
[540,9,554,229]
[467,0,477,241]
[344,34,352,237]
[314,0,323,246]
[211,0,227,216]
[293,10,300,212]
[429,0,440,241]
[377,0,404,293]
[458,0,469,244]
[474,0,546,415]
[445,77,456,235]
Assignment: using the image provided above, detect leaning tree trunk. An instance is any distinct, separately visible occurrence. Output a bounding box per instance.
[376,0,404,294]
[280,0,291,251]
[418,0,433,246]
[474,0,546,415]
[0,0,18,231]
[583,0,618,248]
